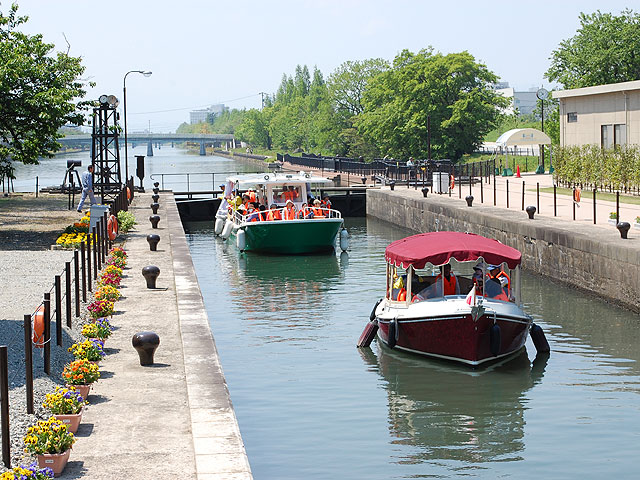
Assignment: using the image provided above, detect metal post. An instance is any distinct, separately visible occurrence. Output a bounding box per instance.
[81,241,87,302]
[458,167,462,198]
[506,180,509,208]
[469,164,473,197]
[0,345,9,468]
[65,262,72,328]
[593,189,597,224]
[54,276,62,346]
[554,185,557,216]
[494,176,496,206]
[537,182,540,213]
[480,171,483,203]
[43,293,50,375]
[96,222,102,271]
[93,225,99,275]
[23,314,33,414]
[573,187,576,221]
[74,250,80,318]
[35,176,38,198]
[522,181,525,210]
[616,191,620,224]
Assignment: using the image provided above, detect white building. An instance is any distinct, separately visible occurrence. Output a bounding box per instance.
[495,87,538,116]
[189,104,227,124]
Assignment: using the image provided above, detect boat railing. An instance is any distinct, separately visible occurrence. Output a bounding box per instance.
[232,206,342,224]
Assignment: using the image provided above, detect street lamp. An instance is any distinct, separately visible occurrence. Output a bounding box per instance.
[123,70,152,183]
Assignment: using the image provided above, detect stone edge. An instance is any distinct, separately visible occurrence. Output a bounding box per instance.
[166,195,254,479]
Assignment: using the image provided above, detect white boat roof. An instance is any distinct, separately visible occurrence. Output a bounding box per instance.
[227,171,334,189]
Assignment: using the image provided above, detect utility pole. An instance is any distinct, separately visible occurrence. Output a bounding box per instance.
[259,92,266,110]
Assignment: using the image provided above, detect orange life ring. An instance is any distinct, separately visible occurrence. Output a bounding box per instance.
[126,186,132,201]
[107,215,118,240]
[573,188,581,203]
[450,175,455,190]
[33,306,45,349]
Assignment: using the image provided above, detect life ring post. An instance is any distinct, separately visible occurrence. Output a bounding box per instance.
[23,314,34,414]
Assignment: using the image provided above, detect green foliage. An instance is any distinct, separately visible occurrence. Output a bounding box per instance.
[546,9,640,89]
[116,210,136,232]
[176,109,246,135]
[0,3,91,170]
[357,48,507,160]
[553,144,640,189]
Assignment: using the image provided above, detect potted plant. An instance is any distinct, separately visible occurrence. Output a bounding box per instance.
[609,212,618,225]
[97,272,121,288]
[109,246,127,259]
[94,285,121,303]
[0,462,56,479]
[81,318,113,343]
[43,386,88,434]
[106,254,127,269]
[23,417,76,477]
[103,264,123,278]
[87,299,114,319]
[68,339,105,363]
[634,216,640,229]
[62,358,100,399]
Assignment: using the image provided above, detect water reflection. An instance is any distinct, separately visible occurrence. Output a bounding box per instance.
[361,345,548,468]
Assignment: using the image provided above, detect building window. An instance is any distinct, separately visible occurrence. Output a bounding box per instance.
[601,125,612,149]
[567,112,577,123]
[614,124,627,146]
[601,124,627,149]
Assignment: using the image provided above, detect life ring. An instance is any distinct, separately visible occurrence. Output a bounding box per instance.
[107,215,118,241]
[126,186,132,201]
[450,175,455,190]
[573,188,581,203]
[33,306,45,349]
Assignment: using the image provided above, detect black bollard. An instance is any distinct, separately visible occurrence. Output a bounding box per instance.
[141,265,160,289]
[421,187,429,198]
[132,331,160,366]
[526,205,536,219]
[150,203,160,214]
[149,215,160,228]
[361,176,367,185]
[146,234,160,251]
[389,181,395,191]
[152,187,159,195]
[151,194,160,203]
[617,221,631,239]
[153,181,159,188]
[465,195,474,207]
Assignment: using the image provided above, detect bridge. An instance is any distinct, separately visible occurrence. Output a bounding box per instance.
[58,133,237,156]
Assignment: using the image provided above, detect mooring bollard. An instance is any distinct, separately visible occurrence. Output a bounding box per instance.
[150,203,160,214]
[465,195,474,207]
[421,187,429,198]
[617,222,630,239]
[151,193,160,203]
[526,205,536,219]
[153,181,159,188]
[149,215,160,228]
[152,187,159,194]
[146,234,160,251]
[141,265,160,289]
[132,331,160,366]
[389,181,395,191]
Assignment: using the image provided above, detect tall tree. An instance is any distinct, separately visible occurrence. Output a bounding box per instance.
[357,49,506,160]
[0,3,90,169]
[328,58,389,116]
[546,9,640,89]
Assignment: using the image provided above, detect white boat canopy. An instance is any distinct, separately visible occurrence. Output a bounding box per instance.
[228,171,334,190]
[495,128,551,146]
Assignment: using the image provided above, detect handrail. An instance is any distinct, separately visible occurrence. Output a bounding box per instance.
[231,207,342,224]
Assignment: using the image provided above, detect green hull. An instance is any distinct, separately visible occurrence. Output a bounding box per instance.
[240,219,343,254]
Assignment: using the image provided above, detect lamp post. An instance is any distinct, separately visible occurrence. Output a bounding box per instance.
[123,70,152,183]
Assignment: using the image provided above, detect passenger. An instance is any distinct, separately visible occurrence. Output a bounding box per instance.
[472,264,485,296]
[321,195,332,210]
[312,199,325,218]
[283,186,299,203]
[258,204,267,221]
[283,199,297,220]
[434,264,460,296]
[486,265,510,300]
[245,202,260,222]
[265,204,281,221]
[488,264,510,290]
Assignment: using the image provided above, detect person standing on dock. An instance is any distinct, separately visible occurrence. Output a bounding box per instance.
[77,164,96,212]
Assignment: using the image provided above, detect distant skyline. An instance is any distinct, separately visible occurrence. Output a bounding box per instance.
[9,0,636,132]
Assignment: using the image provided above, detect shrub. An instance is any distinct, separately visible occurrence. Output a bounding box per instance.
[117,210,136,232]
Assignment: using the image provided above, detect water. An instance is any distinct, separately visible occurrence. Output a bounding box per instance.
[29,149,640,478]
[186,217,640,479]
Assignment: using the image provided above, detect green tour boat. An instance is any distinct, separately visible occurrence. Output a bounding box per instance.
[215,172,347,254]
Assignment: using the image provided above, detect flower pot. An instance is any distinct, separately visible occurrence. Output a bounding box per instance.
[54,407,83,434]
[633,222,640,230]
[66,383,90,400]
[608,219,617,226]
[37,449,71,477]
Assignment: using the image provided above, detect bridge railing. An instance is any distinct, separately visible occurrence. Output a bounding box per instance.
[150,171,264,197]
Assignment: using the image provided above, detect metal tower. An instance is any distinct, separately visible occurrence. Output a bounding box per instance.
[91,95,122,203]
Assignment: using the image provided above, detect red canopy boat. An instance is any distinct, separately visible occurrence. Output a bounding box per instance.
[359,231,549,366]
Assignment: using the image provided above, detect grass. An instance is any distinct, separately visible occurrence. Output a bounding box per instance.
[538,187,640,205]
[484,119,540,142]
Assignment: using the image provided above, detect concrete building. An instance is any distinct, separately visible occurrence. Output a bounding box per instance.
[495,85,538,116]
[189,104,227,124]
[552,80,640,148]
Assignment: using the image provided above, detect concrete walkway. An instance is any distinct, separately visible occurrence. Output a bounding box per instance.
[66,192,252,479]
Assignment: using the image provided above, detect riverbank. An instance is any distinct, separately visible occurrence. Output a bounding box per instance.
[0,193,252,479]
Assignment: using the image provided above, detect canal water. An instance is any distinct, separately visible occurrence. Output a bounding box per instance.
[19,149,640,478]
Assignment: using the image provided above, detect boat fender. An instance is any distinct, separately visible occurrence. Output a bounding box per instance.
[357,321,379,348]
[489,323,501,356]
[221,220,233,240]
[339,228,349,252]
[370,298,383,321]
[236,229,246,252]
[530,323,550,354]
[387,318,399,348]
[214,217,225,236]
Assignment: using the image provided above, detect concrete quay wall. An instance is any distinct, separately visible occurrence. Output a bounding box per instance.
[367,188,640,312]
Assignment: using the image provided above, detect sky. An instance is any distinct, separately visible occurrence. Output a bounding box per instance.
[6,0,636,132]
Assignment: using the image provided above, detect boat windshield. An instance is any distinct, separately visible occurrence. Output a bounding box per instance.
[271,185,302,206]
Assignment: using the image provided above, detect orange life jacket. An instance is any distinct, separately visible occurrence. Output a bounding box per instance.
[435,274,457,295]
[284,190,297,202]
[397,288,407,301]
[248,191,257,202]
[312,207,324,218]
[283,206,297,220]
[266,209,279,221]
[490,270,511,290]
